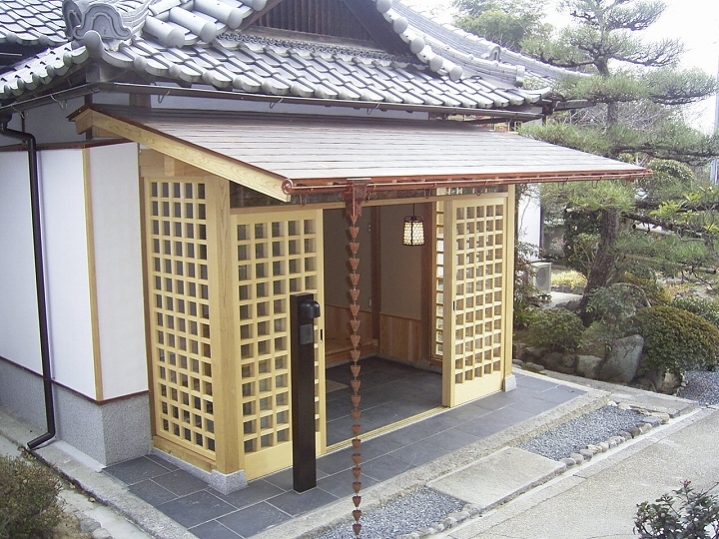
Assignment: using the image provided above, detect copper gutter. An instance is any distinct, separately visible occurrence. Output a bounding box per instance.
[281,169,652,195]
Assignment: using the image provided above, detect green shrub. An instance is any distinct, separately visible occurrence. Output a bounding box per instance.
[528,308,584,352]
[672,296,719,329]
[551,269,587,289]
[634,306,719,375]
[586,283,650,342]
[620,273,671,306]
[0,455,63,539]
[635,480,719,539]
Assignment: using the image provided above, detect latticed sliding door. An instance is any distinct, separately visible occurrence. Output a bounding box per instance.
[233,209,326,480]
[144,176,238,473]
[434,194,514,407]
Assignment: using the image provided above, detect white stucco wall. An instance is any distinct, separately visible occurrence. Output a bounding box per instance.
[87,144,148,399]
[38,149,97,397]
[0,152,42,370]
[517,187,542,254]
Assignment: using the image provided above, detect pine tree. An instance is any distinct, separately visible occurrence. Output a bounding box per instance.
[518,0,719,322]
[452,0,551,52]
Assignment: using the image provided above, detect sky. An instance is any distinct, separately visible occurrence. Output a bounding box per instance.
[404,0,719,133]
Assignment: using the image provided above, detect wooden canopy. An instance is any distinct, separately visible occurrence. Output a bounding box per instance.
[72,106,650,202]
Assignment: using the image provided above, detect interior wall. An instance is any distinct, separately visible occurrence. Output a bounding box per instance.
[0,151,42,370]
[379,204,424,318]
[323,207,372,311]
[87,144,148,399]
[39,149,97,398]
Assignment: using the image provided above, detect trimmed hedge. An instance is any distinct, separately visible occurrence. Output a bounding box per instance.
[634,306,719,375]
[671,296,719,329]
[528,308,584,353]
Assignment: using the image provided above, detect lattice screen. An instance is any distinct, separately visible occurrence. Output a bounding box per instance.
[452,200,505,382]
[434,196,509,406]
[145,179,217,462]
[233,209,325,477]
[434,203,446,358]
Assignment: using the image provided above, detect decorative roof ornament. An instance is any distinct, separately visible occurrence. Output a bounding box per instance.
[62,0,153,50]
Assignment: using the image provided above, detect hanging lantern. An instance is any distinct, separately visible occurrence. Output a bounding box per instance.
[402,206,425,246]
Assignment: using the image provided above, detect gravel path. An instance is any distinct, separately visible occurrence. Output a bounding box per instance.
[314,488,465,539]
[677,370,719,405]
[517,405,645,460]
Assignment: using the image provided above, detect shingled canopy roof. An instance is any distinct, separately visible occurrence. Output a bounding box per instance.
[71,105,650,201]
[0,0,573,118]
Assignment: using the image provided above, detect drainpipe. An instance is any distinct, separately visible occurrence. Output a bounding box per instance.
[0,118,56,449]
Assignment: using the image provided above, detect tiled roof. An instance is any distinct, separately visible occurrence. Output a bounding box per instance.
[0,0,560,112]
[390,2,577,84]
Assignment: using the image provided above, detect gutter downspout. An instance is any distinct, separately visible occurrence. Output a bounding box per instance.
[0,119,56,449]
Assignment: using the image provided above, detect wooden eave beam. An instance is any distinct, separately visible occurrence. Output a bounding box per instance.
[72,107,290,202]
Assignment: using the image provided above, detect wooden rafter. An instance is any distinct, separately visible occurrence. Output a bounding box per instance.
[71,107,290,202]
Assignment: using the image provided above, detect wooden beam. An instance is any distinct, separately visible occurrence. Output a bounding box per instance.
[73,109,290,202]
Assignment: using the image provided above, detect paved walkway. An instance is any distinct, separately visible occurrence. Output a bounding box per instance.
[442,405,719,539]
[0,371,699,539]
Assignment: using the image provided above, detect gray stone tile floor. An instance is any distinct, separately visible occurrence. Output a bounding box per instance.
[104,359,584,539]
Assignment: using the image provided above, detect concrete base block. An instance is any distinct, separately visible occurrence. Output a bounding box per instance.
[210,469,248,495]
[503,374,517,392]
[0,358,151,465]
[151,448,247,494]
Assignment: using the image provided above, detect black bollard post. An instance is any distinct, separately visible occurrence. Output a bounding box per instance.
[290,293,321,492]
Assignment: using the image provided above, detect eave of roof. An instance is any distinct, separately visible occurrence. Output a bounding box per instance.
[0,0,558,112]
[71,105,650,202]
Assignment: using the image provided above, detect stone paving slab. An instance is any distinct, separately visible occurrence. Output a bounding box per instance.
[428,447,566,509]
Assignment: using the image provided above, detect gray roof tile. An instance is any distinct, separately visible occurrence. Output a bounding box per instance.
[0,0,565,114]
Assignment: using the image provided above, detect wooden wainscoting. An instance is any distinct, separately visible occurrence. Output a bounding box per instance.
[378,313,422,364]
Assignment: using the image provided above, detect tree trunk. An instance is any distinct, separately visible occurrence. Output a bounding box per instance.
[577,207,620,325]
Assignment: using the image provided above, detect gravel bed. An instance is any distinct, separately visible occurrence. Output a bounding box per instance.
[517,405,645,460]
[314,488,465,539]
[677,370,719,405]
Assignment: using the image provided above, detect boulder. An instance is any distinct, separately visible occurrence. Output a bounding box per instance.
[519,346,548,363]
[659,371,682,394]
[576,355,603,379]
[598,334,644,384]
[540,352,577,374]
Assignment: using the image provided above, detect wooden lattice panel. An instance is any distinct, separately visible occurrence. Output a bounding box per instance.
[453,201,505,381]
[145,179,217,462]
[233,209,325,479]
[435,196,509,406]
[434,203,446,358]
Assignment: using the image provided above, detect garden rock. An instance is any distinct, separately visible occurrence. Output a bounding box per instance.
[541,352,577,374]
[598,335,644,383]
[576,355,603,379]
[519,346,548,363]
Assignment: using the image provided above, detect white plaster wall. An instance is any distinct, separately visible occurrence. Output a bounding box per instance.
[0,152,42,369]
[39,149,97,398]
[87,144,149,398]
[518,187,542,255]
